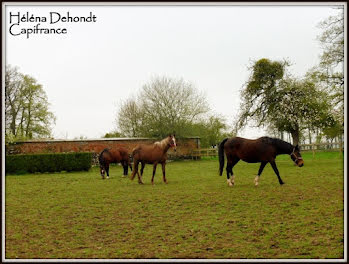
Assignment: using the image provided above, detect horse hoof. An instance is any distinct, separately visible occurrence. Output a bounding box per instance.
[280,182,285,185]
[138,181,144,185]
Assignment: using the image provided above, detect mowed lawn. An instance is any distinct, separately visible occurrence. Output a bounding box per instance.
[5,152,344,259]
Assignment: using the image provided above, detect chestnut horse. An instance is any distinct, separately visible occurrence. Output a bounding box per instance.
[130,134,177,184]
[218,136,304,187]
[99,147,132,179]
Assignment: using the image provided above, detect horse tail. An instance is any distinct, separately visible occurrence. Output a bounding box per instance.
[218,138,228,176]
[131,147,137,156]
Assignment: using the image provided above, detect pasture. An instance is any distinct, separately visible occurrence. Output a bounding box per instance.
[5,152,344,259]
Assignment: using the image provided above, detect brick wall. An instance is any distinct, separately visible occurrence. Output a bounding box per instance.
[6,137,200,162]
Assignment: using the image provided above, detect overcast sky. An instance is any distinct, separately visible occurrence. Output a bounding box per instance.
[4,3,342,139]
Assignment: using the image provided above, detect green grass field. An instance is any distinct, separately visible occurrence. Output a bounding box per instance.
[5,152,344,259]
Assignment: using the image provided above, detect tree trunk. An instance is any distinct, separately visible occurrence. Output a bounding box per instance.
[291,130,300,146]
[10,113,17,136]
[308,128,312,145]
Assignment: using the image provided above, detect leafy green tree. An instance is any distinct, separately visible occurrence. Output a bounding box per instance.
[238,58,287,128]
[103,131,123,138]
[269,78,335,144]
[5,65,56,142]
[306,8,344,142]
[238,59,335,145]
[188,115,229,148]
[5,65,24,137]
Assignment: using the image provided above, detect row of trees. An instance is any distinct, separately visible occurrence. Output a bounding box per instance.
[5,9,343,147]
[109,9,343,146]
[236,8,344,145]
[5,65,56,142]
[237,58,338,145]
[107,76,230,147]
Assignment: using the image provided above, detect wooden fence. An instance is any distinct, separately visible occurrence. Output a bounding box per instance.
[192,142,344,159]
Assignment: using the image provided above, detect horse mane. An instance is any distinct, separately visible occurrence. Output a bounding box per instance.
[100,148,110,155]
[259,137,293,153]
[154,136,170,149]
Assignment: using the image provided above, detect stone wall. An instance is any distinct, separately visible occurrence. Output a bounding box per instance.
[6,137,200,163]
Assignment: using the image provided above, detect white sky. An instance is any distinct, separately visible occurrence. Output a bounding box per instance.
[4,3,342,139]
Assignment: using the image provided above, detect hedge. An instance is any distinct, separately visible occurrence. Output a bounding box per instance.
[5,152,93,175]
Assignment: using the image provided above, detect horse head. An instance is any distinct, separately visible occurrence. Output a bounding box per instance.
[168,134,177,152]
[290,144,304,167]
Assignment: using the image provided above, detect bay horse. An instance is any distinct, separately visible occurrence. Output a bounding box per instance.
[218,136,304,187]
[130,134,177,184]
[99,147,132,179]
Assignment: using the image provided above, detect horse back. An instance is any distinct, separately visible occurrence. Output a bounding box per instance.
[117,147,130,161]
[225,137,277,162]
[132,144,167,163]
[101,148,127,163]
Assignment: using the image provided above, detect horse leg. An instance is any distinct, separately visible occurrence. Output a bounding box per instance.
[106,163,110,179]
[130,161,138,180]
[122,161,127,177]
[100,166,105,179]
[226,160,233,186]
[140,162,145,176]
[227,158,239,187]
[255,161,267,186]
[129,161,133,172]
[161,162,167,184]
[270,161,285,185]
[151,163,158,185]
[138,162,145,184]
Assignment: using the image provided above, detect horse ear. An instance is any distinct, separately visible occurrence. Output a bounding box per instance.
[295,144,299,150]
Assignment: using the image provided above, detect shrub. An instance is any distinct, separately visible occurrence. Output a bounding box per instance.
[5,152,92,175]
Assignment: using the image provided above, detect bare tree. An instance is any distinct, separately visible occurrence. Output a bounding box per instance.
[116,76,210,138]
[117,97,144,137]
[139,76,209,137]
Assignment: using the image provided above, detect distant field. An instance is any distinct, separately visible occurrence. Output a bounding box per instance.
[5,152,344,259]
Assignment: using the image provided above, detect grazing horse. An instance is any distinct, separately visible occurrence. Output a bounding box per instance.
[218,136,304,186]
[99,147,132,179]
[130,134,177,184]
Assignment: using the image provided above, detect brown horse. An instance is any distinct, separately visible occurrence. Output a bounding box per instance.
[218,136,304,187]
[130,134,177,184]
[99,147,132,179]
